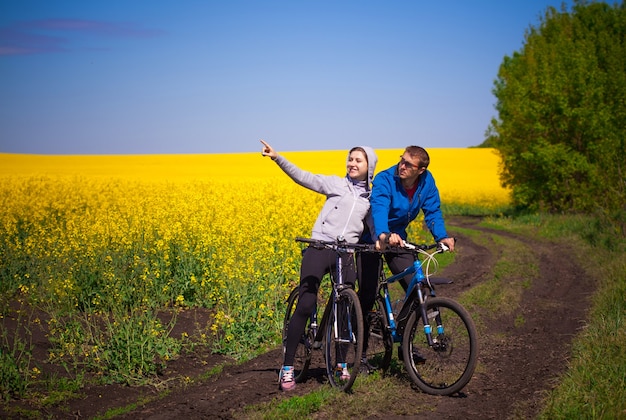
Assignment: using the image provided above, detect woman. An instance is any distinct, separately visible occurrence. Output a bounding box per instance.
[260,139,377,391]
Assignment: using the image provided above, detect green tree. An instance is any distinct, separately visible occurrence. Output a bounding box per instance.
[487,0,625,230]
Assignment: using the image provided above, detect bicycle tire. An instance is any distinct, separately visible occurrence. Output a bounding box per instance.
[365,296,393,373]
[324,287,364,391]
[402,297,478,396]
[282,286,313,383]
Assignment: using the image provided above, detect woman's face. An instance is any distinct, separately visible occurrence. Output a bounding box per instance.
[347,150,368,181]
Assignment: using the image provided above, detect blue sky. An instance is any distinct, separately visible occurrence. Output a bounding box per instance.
[0,0,572,155]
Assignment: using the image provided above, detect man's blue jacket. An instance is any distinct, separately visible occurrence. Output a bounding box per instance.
[368,165,448,243]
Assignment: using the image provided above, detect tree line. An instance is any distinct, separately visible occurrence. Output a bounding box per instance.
[484,0,625,234]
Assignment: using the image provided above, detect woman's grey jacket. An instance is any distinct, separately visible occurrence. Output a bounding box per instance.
[272,147,377,244]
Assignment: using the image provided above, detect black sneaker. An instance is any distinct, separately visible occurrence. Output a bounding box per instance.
[398,346,426,364]
[412,350,426,365]
[359,357,375,374]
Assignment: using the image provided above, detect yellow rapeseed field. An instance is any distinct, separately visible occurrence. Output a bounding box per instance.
[0,147,508,201]
[0,149,509,368]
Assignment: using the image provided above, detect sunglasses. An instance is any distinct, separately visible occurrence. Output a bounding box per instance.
[398,156,420,170]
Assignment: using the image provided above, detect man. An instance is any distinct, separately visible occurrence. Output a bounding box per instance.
[358,145,455,368]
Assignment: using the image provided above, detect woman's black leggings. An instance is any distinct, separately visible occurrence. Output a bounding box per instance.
[283,246,356,366]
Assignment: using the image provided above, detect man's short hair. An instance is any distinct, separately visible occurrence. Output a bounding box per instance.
[405,146,430,169]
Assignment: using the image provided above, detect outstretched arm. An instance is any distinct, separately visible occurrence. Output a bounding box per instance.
[260,139,332,194]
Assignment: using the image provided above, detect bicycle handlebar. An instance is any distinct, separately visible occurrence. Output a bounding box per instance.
[295,237,376,251]
[295,237,454,254]
[401,241,450,252]
[401,237,456,253]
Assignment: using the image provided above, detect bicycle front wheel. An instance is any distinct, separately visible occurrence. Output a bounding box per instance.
[324,287,363,392]
[365,296,393,373]
[282,286,313,383]
[402,297,478,396]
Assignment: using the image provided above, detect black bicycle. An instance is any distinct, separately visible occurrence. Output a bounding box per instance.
[363,240,478,396]
[282,237,367,392]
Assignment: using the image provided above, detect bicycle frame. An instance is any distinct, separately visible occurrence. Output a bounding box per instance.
[376,245,451,347]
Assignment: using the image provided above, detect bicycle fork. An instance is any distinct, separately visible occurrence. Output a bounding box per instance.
[417,287,444,347]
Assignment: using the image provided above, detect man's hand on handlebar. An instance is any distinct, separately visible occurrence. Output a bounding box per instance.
[439,237,456,252]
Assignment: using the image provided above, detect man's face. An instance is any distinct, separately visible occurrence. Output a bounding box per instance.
[397,153,425,180]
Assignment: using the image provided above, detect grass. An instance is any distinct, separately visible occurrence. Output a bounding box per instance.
[246,387,335,419]
[244,367,433,419]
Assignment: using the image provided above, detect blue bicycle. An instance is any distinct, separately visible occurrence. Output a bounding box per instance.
[363,240,478,396]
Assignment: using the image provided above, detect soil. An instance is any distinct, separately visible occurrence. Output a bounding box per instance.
[2,216,590,419]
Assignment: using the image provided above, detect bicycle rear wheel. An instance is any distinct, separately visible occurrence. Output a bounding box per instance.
[402,297,478,396]
[324,287,363,391]
[282,286,313,383]
[364,296,393,373]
